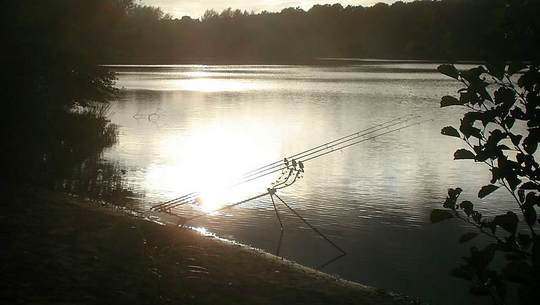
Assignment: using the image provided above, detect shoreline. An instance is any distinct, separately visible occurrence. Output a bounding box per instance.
[101,57,485,67]
[3,190,419,304]
[50,192,402,293]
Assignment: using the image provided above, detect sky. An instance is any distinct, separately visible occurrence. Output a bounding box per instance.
[139,1,406,19]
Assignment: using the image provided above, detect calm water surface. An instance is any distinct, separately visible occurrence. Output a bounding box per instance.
[104,64,517,305]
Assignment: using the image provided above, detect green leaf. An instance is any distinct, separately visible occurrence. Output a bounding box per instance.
[524,205,536,227]
[461,67,486,84]
[454,149,476,160]
[494,87,515,105]
[474,149,492,162]
[504,116,515,129]
[480,109,496,127]
[511,107,526,120]
[460,200,474,216]
[486,129,507,147]
[523,133,539,155]
[518,189,525,203]
[438,64,459,79]
[509,134,522,146]
[490,167,500,184]
[472,211,482,224]
[459,91,479,105]
[430,209,454,223]
[443,188,462,209]
[525,192,540,207]
[520,182,540,190]
[440,96,463,107]
[459,232,478,243]
[507,176,522,191]
[449,187,463,197]
[478,185,499,198]
[494,212,518,234]
[459,117,482,139]
[441,126,460,138]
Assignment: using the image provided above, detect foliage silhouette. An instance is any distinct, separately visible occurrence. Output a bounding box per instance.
[2,0,127,189]
[433,62,540,304]
[95,0,540,63]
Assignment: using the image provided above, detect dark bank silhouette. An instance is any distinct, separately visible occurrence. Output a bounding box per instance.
[100,0,539,63]
[3,1,120,189]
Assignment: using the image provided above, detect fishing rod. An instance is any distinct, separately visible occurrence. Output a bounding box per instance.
[232,115,421,182]
[179,160,304,224]
[152,115,421,211]
[151,115,419,211]
[301,118,431,163]
[183,117,428,198]
[151,115,415,210]
[237,115,423,180]
[154,117,429,213]
[156,117,430,269]
[241,114,416,177]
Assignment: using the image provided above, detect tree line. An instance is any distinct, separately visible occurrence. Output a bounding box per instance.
[98,0,539,63]
[6,0,539,65]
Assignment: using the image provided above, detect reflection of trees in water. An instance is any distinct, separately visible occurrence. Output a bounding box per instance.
[55,157,140,206]
[43,104,117,177]
[42,103,138,206]
[36,102,142,206]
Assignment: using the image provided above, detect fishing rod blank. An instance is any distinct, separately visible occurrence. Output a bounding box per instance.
[153,116,421,211]
[242,114,419,177]
[301,118,432,163]
[151,115,414,211]
[162,118,430,270]
[241,114,416,176]
[198,117,425,191]
[168,117,430,217]
[152,115,422,211]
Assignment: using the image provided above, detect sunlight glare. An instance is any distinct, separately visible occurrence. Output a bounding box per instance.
[174,78,255,92]
[144,121,280,212]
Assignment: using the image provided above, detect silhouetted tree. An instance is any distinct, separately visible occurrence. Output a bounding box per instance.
[94,0,539,64]
[2,0,133,187]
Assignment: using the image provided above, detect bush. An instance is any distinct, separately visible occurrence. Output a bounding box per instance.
[433,62,539,304]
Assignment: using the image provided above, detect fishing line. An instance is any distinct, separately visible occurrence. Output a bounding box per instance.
[152,115,415,211]
[153,116,429,212]
[153,116,432,270]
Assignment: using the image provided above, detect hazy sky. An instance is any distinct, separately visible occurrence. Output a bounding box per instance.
[140,1,406,18]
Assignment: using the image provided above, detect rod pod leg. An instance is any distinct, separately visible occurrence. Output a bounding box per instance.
[269,192,284,256]
[273,193,346,256]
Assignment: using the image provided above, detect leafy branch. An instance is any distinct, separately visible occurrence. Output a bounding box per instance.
[433,63,540,304]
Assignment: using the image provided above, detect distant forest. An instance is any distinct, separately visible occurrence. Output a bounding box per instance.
[9,0,540,64]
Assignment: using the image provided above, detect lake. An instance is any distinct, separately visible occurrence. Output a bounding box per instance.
[103,63,517,304]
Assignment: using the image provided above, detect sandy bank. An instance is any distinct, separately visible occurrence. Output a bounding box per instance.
[1,191,419,305]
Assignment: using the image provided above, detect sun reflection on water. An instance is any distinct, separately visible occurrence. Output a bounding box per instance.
[143,121,280,213]
[174,78,256,92]
[191,226,212,236]
[195,188,230,213]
